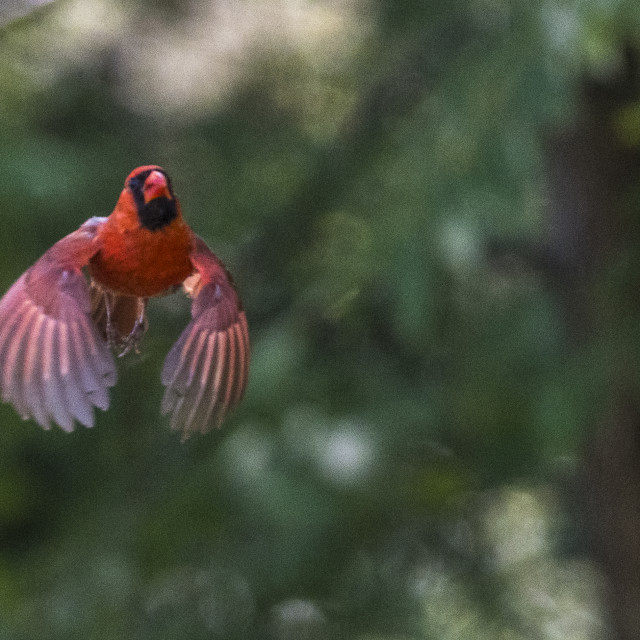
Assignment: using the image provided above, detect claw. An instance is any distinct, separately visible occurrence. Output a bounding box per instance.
[118,319,146,357]
[117,298,147,357]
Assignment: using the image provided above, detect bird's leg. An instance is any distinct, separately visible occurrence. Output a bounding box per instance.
[103,292,120,349]
[118,298,148,357]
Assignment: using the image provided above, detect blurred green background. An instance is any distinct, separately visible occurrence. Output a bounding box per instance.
[3,0,640,638]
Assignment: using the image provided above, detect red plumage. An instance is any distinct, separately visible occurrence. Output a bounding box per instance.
[0,166,249,438]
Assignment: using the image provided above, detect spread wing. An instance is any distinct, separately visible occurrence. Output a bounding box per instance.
[161,236,249,439]
[0,217,116,431]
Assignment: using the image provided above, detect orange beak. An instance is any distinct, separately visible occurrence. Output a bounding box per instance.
[142,170,172,203]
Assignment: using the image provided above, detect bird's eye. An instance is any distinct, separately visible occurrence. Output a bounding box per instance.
[128,176,142,190]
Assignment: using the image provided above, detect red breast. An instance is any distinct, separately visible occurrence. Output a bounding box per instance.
[89,167,194,297]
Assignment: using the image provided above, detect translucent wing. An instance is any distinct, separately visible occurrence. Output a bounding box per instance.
[0,218,116,431]
[161,236,249,439]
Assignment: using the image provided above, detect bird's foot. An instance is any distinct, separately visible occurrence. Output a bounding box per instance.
[118,319,146,357]
[118,299,148,357]
[102,294,148,357]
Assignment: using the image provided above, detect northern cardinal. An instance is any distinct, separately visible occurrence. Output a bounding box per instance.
[0,165,249,438]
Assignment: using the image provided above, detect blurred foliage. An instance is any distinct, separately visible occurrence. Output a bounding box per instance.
[0,0,637,638]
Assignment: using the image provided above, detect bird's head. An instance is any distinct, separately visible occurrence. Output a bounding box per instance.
[124,165,179,231]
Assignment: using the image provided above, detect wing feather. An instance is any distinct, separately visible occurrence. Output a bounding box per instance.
[69,320,110,411]
[161,236,249,438]
[184,332,216,431]
[23,313,48,429]
[0,221,116,431]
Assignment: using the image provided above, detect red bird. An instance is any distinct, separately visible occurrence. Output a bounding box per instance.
[0,165,249,438]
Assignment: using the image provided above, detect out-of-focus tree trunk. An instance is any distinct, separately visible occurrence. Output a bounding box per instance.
[545,48,640,640]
